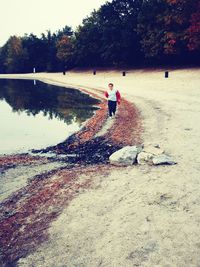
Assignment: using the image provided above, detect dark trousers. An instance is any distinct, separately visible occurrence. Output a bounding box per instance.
[108,100,117,117]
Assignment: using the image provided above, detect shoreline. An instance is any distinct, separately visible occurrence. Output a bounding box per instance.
[0,72,142,265]
[1,69,200,266]
[0,74,142,160]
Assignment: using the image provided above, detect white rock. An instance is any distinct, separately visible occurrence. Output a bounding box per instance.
[152,154,177,165]
[109,145,142,166]
[137,152,154,165]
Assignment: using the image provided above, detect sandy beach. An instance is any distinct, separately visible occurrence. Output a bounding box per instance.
[1,68,200,266]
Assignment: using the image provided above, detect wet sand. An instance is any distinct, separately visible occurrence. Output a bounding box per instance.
[0,68,200,266]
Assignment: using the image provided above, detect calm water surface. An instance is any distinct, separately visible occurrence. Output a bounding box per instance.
[0,79,99,154]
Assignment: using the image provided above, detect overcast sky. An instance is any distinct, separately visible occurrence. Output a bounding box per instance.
[0,0,110,46]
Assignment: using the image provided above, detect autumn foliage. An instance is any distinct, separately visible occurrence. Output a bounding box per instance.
[187,1,200,51]
[0,0,199,72]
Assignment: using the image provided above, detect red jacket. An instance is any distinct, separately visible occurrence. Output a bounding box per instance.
[105,90,121,104]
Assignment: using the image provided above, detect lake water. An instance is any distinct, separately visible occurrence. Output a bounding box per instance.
[0,79,99,155]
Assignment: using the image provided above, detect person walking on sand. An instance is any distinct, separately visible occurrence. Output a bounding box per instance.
[104,83,121,118]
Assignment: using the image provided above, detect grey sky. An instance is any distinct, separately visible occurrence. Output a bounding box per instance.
[0,0,110,46]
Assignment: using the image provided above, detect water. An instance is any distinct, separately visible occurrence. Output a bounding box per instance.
[0,79,99,154]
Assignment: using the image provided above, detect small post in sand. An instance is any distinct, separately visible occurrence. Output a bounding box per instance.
[122,71,126,76]
[165,71,169,78]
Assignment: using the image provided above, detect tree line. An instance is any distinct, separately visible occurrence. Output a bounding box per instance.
[0,0,199,73]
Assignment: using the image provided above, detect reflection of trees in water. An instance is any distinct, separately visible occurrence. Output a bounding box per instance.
[0,79,100,124]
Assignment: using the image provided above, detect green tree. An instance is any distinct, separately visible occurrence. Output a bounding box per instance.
[137,0,168,60]
[41,30,58,72]
[22,34,47,72]
[73,10,102,67]
[99,0,143,66]
[73,0,143,67]
[0,46,7,73]
[55,25,73,40]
